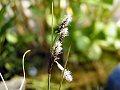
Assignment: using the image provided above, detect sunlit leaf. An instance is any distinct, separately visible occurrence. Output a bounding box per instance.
[76,36,91,52]
[104,22,117,38]
[6,30,18,44]
[46,14,56,27]
[81,0,100,5]
[114,39,120,49]
[94,21,105,32]
[87,44,102,60]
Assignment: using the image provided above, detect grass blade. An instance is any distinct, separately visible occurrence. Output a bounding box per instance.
[59,44,71,90]
[48,1,54,90]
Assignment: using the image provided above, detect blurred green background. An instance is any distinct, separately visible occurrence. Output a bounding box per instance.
[0,0,120,90]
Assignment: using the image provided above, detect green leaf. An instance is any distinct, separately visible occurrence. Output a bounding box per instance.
[6,31,18,44]
[103,0,113,5]
[87,44,102,60]
[104,22,117,38]
[81,0,100,5]
[76,36,91,52]
[46,14,57,27]
[94,21,105,32]
[0,16,16,37]
[0,5,6,25]
[114,39,120,49]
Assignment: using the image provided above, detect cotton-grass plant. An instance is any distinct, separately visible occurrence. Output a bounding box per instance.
[48,12,73,89]
[0,50,31,90]
[51,14,72,81]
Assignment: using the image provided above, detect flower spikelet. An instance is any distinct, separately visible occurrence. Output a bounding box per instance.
[55,61,73,82]
[60,27,69,37]
[63,69,73,82]
[53,41,62,55]
[62,15,72,27]
[52,41,62,61]
[59,15,72,42]
[59,15,72,30]
[49,15,73,81]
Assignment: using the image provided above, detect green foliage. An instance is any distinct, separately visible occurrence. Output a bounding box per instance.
[0,16,16,37]
[0,5,6,26]
[103,0,113,5]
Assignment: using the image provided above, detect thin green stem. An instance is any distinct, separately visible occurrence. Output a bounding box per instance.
[59,44,71,90]
[48,74,51,90]
[48,1,54,90]
[51,1,54,48]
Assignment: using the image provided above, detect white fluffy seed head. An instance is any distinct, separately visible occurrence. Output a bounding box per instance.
[55,41,62,47]
[63,70,73,82]
[66,14,72,24]
[60,27,69,37]
[55,46,62,55]
[55,61,73,82]
[53,41,62,55]
[63,14,72,26]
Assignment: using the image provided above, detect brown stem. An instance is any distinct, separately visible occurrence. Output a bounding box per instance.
[48,56,54,74]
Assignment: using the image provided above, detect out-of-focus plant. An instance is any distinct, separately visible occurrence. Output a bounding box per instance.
[0,2,36,79]
[0,4,17,78]
[68,0,120,62]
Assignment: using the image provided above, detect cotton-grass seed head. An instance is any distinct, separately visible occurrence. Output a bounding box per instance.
[60,27,69,37]
[59,14,72,30]
[55,61,73,82]
[63,69,73,82]
[52,41,63,56]
[62,14,72,27]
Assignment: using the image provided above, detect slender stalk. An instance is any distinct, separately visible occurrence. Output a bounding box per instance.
[19,50,31,90]
[59,44,71,90]
[48,74,51,90]
[0,73,8,90]
[51,1,54,47]
[48,1,54,90]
